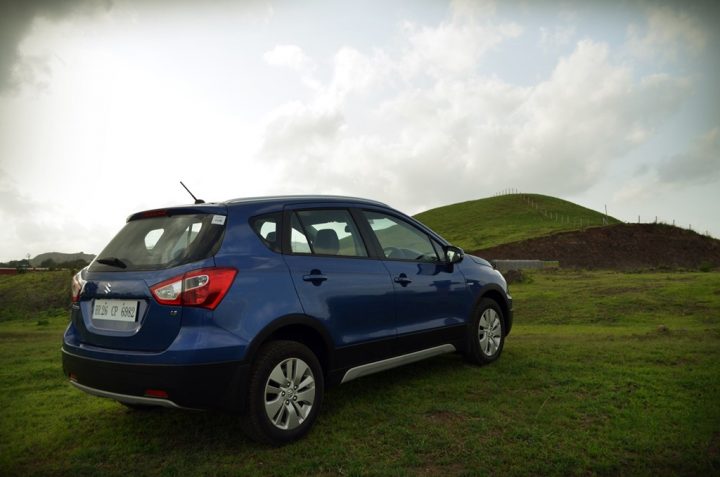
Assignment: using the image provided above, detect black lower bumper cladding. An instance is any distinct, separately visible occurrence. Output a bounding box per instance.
[62,348,250,411]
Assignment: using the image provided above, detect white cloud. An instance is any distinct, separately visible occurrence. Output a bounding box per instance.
[487,41,688,191]
[263,44,314,72]
[0,169,99,258]
[614,127,719,206]
[658,127,720,185]
[611,126,720,235]
[449,0,497,20]
[255,20,691,213]
[627,5,708,61]
[539,25,576,51]
[259,102,344,161]
[327,47,389,102]
[400,4,522,79]
[0,0,110,93]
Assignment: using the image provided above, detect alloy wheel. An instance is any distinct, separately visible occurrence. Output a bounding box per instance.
[264,358,316,430]
[478,308,502,357]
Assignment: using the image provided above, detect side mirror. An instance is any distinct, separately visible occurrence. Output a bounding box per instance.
[444,245,464,264]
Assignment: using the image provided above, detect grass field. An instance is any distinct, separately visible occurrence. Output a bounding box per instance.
[414,194,621,250]
[1,270,719,476]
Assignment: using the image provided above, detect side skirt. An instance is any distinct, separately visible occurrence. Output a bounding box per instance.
[340,344,456,384]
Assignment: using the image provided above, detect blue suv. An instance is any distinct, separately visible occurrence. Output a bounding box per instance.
[62,196,512,444]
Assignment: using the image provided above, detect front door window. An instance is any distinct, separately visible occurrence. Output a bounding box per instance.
[363,211,438,262]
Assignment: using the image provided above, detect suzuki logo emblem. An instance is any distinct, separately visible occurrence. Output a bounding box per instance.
[103,283,112,294]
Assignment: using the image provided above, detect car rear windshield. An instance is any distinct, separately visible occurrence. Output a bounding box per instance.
[89,213,226,272]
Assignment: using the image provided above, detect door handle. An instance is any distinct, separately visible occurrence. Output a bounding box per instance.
[303,271,328,284]
[394,274,412,286]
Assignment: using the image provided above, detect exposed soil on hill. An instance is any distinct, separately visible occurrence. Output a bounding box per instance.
[471,223,720,270]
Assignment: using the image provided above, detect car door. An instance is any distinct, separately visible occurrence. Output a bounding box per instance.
[282,206,397,369]
[359,209,471,354]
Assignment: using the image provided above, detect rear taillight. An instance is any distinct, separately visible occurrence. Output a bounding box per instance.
[150,267,237,310]
[71,269,87,303]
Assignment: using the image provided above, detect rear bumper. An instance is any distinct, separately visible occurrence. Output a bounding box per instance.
[62,347,250,411]
[69,381,192,409]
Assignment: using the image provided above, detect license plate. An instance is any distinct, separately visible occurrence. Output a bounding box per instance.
[92,299,140,322]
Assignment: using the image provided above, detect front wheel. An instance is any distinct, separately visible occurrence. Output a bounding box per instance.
[242,340,324,445]
[465,298,505,365]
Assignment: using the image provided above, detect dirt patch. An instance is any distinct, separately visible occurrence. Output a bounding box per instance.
[472,223,720,270]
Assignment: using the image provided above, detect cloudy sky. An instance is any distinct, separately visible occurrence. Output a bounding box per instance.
[1,0,718,261]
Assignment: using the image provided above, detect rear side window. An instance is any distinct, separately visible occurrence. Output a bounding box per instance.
[291,209,368,257]
[89,213,226,272]
[251,213,282,253]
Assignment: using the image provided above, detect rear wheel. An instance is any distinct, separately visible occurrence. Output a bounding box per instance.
[242,340,324,445]
[465,298,505,365]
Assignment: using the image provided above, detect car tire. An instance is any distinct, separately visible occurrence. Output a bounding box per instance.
[465,298,505,365]
[242,340,324,445]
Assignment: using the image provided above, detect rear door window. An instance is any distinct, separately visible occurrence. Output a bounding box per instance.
[89,213,225,272]
[290,213,312,253]
[290,209,368,257]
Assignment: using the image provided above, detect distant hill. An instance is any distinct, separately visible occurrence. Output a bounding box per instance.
[413,193,620,250]
[30,252,95,268]
[472,223,720,270]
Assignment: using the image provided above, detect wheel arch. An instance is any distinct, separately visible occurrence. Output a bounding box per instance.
[245,314,334,376]
[477,285,512,336]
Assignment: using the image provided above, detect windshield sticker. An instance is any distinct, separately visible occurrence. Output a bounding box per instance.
[211,215,226,226]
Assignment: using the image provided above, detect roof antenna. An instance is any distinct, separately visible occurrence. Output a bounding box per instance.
[180,181,205,204]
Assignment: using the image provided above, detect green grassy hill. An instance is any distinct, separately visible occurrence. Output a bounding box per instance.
[0,271,70,322]
[414,193,620,251]
[30,252,95,267]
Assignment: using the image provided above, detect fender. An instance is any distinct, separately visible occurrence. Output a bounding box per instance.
[470,283,513,336]
[244,313,335,367]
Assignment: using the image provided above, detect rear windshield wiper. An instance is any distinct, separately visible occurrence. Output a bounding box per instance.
[96,257,127,269]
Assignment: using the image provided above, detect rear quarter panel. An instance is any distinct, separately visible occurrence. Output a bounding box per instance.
[211,203,306,358]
